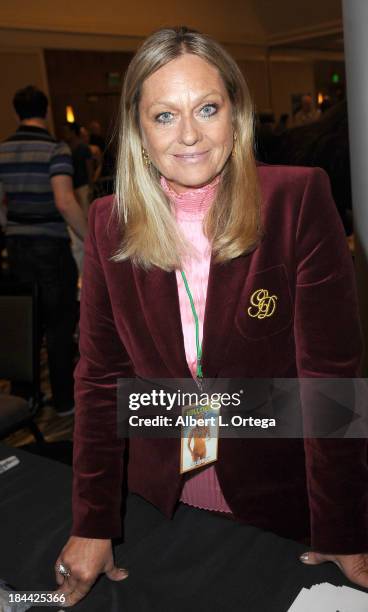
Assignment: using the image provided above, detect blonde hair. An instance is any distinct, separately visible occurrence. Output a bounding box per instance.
[112,26,262,271]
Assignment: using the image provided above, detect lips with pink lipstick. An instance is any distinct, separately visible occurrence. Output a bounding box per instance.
[173,150,209,162]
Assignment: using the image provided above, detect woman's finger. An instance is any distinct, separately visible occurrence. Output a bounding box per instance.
[54,559,68,587]
[52,575,78,607]
[299,551,334,566]
[63,579,95,608]
[53,575,95,608]
[55,572,64,587]
[105,566,129,581]
[60,575,78,596]
[300,551,368,588]
[299,551,344,572]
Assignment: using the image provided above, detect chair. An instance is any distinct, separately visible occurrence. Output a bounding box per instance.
[0,281,45,445]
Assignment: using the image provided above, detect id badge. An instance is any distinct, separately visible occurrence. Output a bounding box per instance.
[179,399,220,474]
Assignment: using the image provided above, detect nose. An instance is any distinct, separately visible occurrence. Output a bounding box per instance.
[178,115,201,146]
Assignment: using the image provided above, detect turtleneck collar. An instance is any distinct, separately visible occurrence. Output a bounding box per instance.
[160,174,221,220]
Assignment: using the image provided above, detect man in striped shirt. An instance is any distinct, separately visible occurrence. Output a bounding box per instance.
[0,85,88,417]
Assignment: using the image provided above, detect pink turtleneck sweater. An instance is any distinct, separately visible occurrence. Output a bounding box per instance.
[160,175,231,513]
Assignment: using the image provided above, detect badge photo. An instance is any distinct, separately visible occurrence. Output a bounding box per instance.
[179,400,220,474]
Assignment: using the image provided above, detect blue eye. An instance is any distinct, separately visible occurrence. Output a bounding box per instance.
[200,104,218,118]
[155,104,218,123]
[156,112,173,124]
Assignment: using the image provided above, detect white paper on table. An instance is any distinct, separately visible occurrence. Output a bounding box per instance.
[288,582,368,612]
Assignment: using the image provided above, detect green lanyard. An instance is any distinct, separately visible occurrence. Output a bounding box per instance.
[180,270,203,382]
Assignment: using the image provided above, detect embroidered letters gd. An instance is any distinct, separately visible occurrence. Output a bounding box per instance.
[247,289,278,319]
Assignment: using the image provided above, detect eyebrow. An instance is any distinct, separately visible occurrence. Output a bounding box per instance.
[147,90,225,110]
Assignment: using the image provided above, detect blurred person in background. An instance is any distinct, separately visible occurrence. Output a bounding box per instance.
[88,120,105,153]
[320,96,333,115]
[274,113,289,135]
[293,94,321,126]
[254,112,279,163]
[88,120,115,197]
[0,85,88,416]
[63,122,93,218]
[275,100,353,235]
[63,122,93,274]
[80,125,103,184]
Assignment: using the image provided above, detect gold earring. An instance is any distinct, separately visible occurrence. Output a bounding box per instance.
[142,147,151,167]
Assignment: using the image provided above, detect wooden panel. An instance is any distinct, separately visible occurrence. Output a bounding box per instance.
[269,60,315,121]
[0,50,48,140]
[237,59,270,112]
[44,49,133,139]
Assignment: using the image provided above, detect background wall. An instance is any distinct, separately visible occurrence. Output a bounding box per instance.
[269,59,316,120]
[44,49,133,139]
[44,51,272,137]
[0,0,344,137]
[0,46,338,140]
[237,59,270,113]
[0,49,52,138]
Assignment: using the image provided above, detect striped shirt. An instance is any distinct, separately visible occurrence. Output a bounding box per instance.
[0,125,73,238]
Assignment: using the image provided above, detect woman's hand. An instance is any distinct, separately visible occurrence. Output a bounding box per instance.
[300,551,368,588]
[53,536,128,607]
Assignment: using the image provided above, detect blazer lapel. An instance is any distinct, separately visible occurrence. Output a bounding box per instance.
[133,265,192,378]
[201,250,254,378]
[133,249,254,380]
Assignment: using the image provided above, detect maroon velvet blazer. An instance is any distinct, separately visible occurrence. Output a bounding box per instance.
[72,164,368,554]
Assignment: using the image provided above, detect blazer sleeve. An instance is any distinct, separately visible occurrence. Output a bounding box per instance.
[294,167,368,554]
[71,200,134,539]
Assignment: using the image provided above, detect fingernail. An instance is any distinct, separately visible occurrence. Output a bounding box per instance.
[118,568,129,578]
[299,552,309,562]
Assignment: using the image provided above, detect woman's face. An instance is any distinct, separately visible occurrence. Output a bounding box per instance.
[139,53,234,193]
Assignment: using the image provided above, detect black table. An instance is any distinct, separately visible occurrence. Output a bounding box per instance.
[0,443,363,611]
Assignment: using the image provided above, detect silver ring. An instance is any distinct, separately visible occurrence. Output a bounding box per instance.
[57,563,71,577]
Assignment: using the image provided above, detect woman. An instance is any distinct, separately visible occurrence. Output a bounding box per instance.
[188,417,211,463]
[54,27,368,606]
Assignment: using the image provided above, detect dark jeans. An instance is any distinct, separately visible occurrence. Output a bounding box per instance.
[6,235,78,412]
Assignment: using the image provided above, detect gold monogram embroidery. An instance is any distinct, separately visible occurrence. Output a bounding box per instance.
[247,289,278,319]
